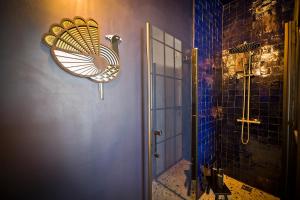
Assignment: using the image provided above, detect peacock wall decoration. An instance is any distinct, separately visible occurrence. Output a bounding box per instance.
[42,16,122,99]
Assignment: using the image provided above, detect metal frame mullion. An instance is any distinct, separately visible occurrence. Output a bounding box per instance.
[163,31,167,171]
[152,62,157,177]
[172,37,177,163]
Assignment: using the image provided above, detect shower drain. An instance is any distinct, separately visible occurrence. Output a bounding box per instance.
[241,184,253,192]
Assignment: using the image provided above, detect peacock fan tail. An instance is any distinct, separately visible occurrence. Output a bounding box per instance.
[42,17,120,83]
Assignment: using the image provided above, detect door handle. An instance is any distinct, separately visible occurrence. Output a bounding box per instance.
[153,130,162,158]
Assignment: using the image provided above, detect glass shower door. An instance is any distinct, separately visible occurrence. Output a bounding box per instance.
[146,23,194,200]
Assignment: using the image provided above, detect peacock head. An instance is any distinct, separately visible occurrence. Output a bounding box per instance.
[105,34,122,44]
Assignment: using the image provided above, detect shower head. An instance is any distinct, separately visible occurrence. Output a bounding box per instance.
[229,42,260,54]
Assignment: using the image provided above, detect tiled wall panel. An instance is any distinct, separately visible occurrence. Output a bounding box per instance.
[194,0,223,180]
[220,0,293,196]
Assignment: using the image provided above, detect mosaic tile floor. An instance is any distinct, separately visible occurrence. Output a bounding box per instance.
[152,159,280,200]
[152,181,186,200]
[152,159,193,200]
[200,175,280,200]
[152,160,190,200]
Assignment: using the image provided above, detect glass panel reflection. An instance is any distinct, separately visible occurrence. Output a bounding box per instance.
[166,78,174,107]
[165,109,174,138]
[175,51,182,78]
[176,109,182,134]
[152,26,164,42]
[155,76,165,108]
[175,38,182,51]
[165,46,174,76]
[175,80,182,106]
[166,138,176,168]
[176,134,183,161]
[153,40,164,75]
[165,32,174,47]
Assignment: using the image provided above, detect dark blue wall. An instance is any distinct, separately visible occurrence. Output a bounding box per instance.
[194,0,223,179]
[0,0,192,199]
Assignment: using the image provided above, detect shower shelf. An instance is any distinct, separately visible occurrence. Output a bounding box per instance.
[237,118,261,124]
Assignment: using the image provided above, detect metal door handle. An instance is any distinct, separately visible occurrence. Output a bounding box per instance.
[153,130,162,158]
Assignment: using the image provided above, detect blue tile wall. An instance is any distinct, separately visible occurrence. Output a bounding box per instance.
[194,0,293,196]
[219,0,294,196]
[194,0,222,183]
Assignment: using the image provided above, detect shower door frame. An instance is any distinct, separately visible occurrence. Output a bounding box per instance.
[146,20,185,186]
[144,22,198,200]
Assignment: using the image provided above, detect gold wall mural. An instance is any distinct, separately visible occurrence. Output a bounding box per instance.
[42,16,121,99]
